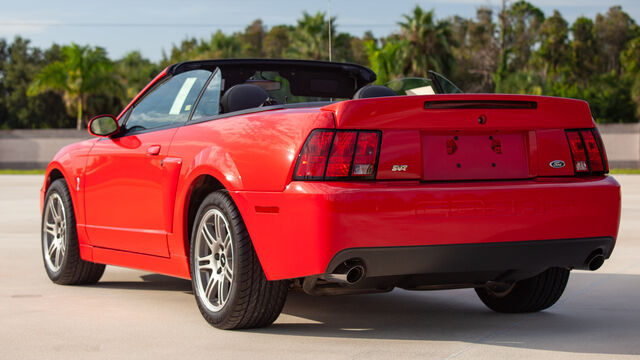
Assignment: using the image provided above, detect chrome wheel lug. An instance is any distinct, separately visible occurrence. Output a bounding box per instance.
[214,253,220,260]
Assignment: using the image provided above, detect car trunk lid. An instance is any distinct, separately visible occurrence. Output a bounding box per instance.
[321,94,597,181]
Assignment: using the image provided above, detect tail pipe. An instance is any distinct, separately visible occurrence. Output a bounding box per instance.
[585,251,605,271]
[302,260,378,296]
[322,263,366,285]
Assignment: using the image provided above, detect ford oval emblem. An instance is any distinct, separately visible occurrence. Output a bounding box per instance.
[549,160,565,169]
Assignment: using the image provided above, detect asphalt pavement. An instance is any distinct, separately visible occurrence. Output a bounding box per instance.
[1,174,639,359]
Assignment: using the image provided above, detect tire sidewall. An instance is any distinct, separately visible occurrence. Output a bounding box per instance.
[42,180,75,282]
[190,192,242,324]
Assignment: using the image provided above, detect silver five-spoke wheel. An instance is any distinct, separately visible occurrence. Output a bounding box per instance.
[194,208,234,312]
[41,179,105,284]
[43,193,67,272]
[190,190,288,329]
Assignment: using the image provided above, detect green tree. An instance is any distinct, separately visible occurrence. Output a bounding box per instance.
[242,20,266,57]
[622,31,640,119]
[263,25,291,58]
[536,10,569,75]
[398,6,456,77]
[163,37,199,65]
[289,11,335,60]
[570,17,598,84]
[0,39,8,124]
[363,38,406,84]
[205,31,244,59]
[116,51,159,101]
[451,8,499,92]
[29,43,119,129]
[594,6,635,74]
[496,1,544,91]
[1,37,69,129]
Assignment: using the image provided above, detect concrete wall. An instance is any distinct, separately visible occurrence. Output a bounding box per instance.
[0,129,90,169]
[598,123,640,169]
[1,125,639,169]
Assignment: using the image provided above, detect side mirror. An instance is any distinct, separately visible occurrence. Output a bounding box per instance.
[88,115,119,137]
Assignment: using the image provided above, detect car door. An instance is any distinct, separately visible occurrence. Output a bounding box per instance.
[84,69,212,256]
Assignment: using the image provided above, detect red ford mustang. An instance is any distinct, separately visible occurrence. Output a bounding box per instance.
[40,59,621,329]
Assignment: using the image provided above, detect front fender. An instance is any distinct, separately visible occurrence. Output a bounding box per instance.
[41,139,96,254]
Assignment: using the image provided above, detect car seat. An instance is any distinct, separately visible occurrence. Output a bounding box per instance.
[221,84,273,113]
[353,85,397,99]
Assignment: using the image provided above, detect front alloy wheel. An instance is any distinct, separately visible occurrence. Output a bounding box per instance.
[41,179,105,285]
[43,193,67,272]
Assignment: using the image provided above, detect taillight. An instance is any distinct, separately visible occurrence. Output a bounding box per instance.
[326,132,357,177]
[294,129,381,180]
[294,130,333,178]
[352,132,379,177]
[565,129,608,175]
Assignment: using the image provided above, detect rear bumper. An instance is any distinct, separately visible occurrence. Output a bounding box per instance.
[327,237,615,278]
[232,176,621,280]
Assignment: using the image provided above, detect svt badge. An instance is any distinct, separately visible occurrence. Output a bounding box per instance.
[392,165,408,172]
[549,160,565,169]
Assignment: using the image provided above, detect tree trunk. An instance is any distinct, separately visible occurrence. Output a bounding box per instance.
[76,96,83,130]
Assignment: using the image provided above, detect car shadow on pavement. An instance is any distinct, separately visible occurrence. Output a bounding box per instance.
[90,274,193,293]
[86,271,639,356]
[254,272,640,356]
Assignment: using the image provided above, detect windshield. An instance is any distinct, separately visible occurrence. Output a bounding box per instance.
[385,72,463,96]
[386,77,437,96]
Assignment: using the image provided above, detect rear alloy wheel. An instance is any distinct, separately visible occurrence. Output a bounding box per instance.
[475,267,570,313]
[42,179,105,285]
[190,191,289,329]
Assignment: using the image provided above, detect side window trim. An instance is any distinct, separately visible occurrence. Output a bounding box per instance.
[188,67,221,123]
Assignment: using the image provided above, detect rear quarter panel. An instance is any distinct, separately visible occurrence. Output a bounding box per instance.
[167,108,335,259]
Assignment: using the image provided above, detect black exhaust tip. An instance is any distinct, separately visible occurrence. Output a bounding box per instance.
[587,254,605,271]
[345,265,365,284]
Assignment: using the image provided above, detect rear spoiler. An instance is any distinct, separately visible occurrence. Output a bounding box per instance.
[322,94,594,131]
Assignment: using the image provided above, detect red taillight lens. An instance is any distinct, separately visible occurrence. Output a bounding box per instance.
[294,129,381,180]
[326,132,357,177]
[581,131,604,172]
[565,129,608,175]
[294,130,334,178]
[593,129,609,172]
[352,132,379,176]
[566,131,589,173]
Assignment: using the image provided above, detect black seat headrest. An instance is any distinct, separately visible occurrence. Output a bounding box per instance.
[221,84,271,113]
[353,85,397,99]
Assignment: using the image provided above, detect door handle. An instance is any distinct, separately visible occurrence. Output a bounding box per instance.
[147,145,161,156]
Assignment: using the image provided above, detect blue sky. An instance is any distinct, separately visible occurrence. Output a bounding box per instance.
[0,0,637,61]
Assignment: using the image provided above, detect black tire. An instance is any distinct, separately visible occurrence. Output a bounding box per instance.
[41,179,105,285]
[475,267,570,313]
[190,190,288,329]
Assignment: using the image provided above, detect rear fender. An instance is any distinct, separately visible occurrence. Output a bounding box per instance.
[169,146,242,261]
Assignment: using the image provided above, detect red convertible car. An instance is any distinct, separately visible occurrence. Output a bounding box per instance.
[41,59,621,329]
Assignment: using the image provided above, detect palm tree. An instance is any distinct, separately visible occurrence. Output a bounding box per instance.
[116,51,159,102]
[28,43,118,129]
[289,12,336,60]
[364,39,406,84]
[398,6,456,77]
